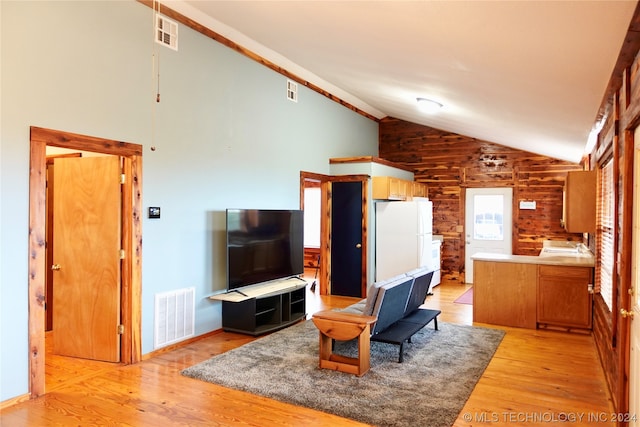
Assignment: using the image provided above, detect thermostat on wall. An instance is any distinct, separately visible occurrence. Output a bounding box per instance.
[519,200,536,210]
[148,207,161,219]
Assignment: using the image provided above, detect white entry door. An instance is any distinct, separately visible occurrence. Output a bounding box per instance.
[629,137,640,427]
[465,188,513,283]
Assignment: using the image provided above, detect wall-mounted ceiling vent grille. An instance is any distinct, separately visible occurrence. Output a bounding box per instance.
[156,15,178,51]
[287,80,298,103]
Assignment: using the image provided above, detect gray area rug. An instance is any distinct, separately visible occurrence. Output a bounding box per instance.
[181,320,505,427]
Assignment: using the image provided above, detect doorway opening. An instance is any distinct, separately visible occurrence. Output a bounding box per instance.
[28,126,143,398]
[302,178,322,291]
[300,171,368,298]
[301,172,330,295]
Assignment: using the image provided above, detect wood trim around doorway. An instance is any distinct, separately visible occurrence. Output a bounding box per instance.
[28,126,143,398]
[300,171,369,297]
[301,171,331,295]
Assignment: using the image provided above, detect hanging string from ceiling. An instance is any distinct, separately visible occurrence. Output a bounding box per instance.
[153,0,161,104]
[150,0,161,152]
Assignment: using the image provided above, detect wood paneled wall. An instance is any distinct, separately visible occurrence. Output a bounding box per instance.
[378,118,584,282]
[589,15,640,412]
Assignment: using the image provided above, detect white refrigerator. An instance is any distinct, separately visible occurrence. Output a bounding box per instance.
[375,200,434,281]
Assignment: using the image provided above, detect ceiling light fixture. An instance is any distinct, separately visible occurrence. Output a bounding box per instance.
[416,97,443,114]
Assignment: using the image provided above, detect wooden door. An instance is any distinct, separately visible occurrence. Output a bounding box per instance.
[330,181,364,297]
[52,156,122,362]
[45,154,81,331]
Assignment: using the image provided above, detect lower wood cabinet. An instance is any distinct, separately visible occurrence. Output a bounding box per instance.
[473,260,594,331]
[537,265,593,330]
[473,261,538,329]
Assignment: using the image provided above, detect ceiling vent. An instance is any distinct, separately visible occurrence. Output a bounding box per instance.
[287,80,298,103]
[156,15,178,51]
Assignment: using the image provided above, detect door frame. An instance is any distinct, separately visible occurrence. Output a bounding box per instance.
[300,172,369,296]
[628,131,640,426]
[301,172,330,294]
[28,126,143,398]
[618,124,639,420]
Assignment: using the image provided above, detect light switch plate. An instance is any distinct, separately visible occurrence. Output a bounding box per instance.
[519,200,536,210]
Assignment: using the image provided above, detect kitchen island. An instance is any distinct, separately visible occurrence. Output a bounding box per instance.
[472,243,595,331]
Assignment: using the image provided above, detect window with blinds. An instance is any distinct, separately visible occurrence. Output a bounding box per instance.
[596,159,614,311]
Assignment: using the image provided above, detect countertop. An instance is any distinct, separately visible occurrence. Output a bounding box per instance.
[471,251,595,268]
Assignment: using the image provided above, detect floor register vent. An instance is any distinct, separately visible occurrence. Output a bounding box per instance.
[154,287,195,349]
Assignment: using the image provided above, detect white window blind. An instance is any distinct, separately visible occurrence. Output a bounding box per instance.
[597,159,614,311]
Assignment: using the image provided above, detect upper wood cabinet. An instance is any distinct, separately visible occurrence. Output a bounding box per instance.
[562,170,596,233]
[372,176,409,200]
[372,176,427,200]
[412,181,428,199]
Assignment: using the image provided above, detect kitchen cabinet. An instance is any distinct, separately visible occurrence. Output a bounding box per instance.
[472,252,594,332]
[411,181,428,199]
[562,170,596,233]
[473,260,538,329]
[372,176,410,200]
[537,265,593,330]
[372,176,428,200]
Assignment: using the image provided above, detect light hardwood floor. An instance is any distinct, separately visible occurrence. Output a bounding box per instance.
[0,281,614,426]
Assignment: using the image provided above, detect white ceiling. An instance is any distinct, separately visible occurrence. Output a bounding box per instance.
[165,0,637,163]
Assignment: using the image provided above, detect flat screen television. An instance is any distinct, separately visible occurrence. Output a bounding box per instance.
[226,208,304,290]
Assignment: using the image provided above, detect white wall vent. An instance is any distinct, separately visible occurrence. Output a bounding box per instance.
[155,15,178,51]
[287,79,298,102]
[154,287,195,349]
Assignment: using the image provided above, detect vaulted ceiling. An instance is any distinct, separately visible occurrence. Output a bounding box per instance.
[165,0,638,163]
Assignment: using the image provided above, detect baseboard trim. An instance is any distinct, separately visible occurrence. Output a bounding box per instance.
[142,328,223,360]
[1,392,31,410]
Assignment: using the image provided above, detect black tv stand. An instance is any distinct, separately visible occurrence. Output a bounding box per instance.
[212,278,307,336]
[226,289,248,297]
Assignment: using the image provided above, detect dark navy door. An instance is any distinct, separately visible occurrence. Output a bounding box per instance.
[331,181,363,297]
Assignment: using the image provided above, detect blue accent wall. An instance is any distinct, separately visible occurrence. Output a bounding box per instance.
[0,0,378,401]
